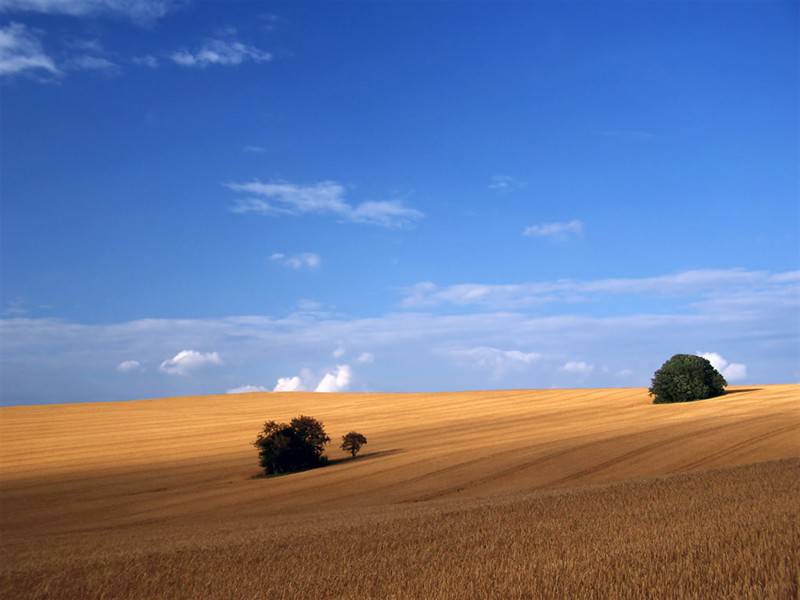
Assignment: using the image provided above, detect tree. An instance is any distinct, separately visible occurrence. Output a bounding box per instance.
[254,415,330,475]
[649,354,727,404]
[340,431,368,457]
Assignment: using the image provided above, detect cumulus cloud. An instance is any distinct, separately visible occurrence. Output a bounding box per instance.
[488,175,526,192]
[523,220,584,239]
[226,180,423,228]
[0,0,178,21]
[227,384,268,394]
[270,252,321,270]
[697,352,747,382]
[116,360,141,372]
[0,22,58,77]
[449,346,541,376]
[170,38,271,68]
[159,350,222,376]
[356,352,374,364]
[273,375,303,392]
[561,361,594,375]
[315,365,352,393]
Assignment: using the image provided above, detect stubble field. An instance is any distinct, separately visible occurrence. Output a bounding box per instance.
[1,384,798,599]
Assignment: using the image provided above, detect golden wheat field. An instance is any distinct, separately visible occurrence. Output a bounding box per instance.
[1,384,798,599]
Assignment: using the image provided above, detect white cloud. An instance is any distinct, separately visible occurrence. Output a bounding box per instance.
[488,175,526,192]
[0,267,795,405]
[116,360,141,372]
[243,145,265,154]
[226,180,423,228]
[227,384,268,394]
[332,346,346,358]
[348,200,424,228]
[315,365,352,393]
[132,55,158,68]
[697,352,747,382]
[561,361,594,375]
[171,39,271,68]
[401,268,789,310]
[67,54,116,71]
[295,299,323,312]
[448,346,541,376]
[0,22,58,77]
[159,350,222,376]
[356,352,374,364]
[0,0,177,21]
[270,252,321,270]
[523,220,584,239]
[273,375,304,392]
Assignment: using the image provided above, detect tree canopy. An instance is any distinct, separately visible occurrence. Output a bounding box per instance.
[254,415,330,475]
[340,431,368,457]
[649,354,727,404]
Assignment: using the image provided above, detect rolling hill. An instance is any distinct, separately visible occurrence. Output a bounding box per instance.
[1,384,798,598]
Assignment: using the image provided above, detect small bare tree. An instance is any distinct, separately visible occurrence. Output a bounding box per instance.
[340,431,367,457]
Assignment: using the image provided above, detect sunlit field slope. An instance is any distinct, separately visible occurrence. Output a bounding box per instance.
[1,385,798,599]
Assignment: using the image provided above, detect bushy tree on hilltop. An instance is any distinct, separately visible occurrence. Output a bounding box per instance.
[649,354,727,404]
[254,415,330,475]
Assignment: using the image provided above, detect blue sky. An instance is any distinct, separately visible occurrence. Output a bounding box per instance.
[1,0,798,405]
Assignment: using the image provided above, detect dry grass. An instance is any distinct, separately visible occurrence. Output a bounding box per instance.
[1,384,798,598]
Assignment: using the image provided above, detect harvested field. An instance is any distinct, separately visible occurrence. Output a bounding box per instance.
[1,384,798,598]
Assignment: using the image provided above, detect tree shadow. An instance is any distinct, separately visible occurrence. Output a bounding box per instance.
[326,448,405,466]
[723,388,763,396]
[249,448,404,479]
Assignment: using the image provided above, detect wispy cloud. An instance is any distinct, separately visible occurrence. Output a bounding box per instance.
[1,0,179,22]
[227,180,424,228]
[447,346,541,377]
[132,55,159,68]
[488,175,526,192]
[159,350,222,376]
[171,38,271,68]
[270,252,321,270]
[356,352,374,364]
[0,22,58,78]
[243,145,265,154]
[227,384,268,394]
[1,267,796,404]
[523,220,584,239]
[401,268,792,310]
[116,360,142,372]
[561,360,594,375]
[66,54,117,71]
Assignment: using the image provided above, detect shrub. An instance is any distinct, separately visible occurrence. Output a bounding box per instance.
[254,415,330,475]
[340,431,368,457]
[649,354,727,404]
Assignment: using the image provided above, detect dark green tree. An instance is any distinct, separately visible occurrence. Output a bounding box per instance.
[254,415,330,475]
[340,431,368,457]
[649,354,727,404]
